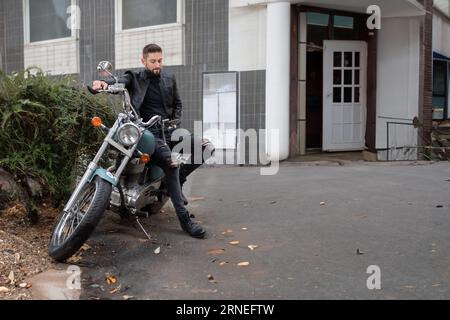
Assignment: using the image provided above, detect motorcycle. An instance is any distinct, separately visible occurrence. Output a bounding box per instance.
[48,61,179,262]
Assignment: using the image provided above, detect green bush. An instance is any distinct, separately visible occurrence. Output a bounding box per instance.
[0,68,117,204]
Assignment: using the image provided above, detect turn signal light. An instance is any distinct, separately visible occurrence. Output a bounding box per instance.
[140,154,151,164]
[91,117,103,128]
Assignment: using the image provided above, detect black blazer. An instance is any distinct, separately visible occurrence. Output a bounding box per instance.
[106,69,182,120]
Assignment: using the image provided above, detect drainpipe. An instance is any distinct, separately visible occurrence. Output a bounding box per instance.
[266,1,291,161]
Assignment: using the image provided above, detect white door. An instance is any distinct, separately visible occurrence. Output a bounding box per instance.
[323,40,367,151]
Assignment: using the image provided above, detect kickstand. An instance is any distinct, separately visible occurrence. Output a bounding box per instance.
[135,216,152,240]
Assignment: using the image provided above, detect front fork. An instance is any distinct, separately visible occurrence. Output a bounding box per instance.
[63,117,138,213]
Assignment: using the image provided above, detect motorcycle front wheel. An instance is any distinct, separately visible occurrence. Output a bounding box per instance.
[48,177,112,262]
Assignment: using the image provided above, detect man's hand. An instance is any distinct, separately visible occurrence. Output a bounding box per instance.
[92,80,109,91]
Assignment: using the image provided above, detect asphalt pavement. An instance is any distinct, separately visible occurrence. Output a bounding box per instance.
[76,161,450,300]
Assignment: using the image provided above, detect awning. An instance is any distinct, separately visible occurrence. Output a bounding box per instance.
[434,51,450,61]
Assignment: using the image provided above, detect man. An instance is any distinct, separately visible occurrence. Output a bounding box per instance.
[92,44,214,239]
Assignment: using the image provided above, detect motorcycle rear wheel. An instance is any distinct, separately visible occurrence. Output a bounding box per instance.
[48,177,112,262]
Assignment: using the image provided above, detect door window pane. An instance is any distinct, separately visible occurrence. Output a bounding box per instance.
[355,52,360,67]
[354,70,360,85]
[122,0,177,30]
[334,52,342,67]
[29,0,71,42]
[344,87,352,103]
[333,70,342,85]
[354,87,360,103]
[333,87,341,103]
[344,70,352,85]
[344,52,353,67]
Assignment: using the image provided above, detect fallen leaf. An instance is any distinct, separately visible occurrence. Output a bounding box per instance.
[241,228,248,231]
[81,244,92,251]
[123,295,135,300]
[403,285,416,289]
[237,262,250,267]
[207,248,225,255]
[356,248,364,255]
[229,241,240,246]
[106,276,117,285]
[320,202,326,206]
[8,271,14,284]
[154,247,161,255]
[248,245,259,251]
[190,197,206,202]
[110,285,121,294]
[14,253,20,263]
[207,274,215,282]
[67,256,82,264]
[0,286,10,293]
[270,201,277,205]
[19,282,28,288]
[26,284,32,289]
[219,262,228,266]
[221,229,233,235]
[191,289,218,294]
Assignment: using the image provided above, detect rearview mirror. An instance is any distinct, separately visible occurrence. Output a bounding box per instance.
[97,61,114,79]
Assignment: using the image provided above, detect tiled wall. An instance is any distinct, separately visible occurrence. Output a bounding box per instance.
[24,39,79,75]
[1,0,24,73]
[79,0,115,84]
[115,25,184,69]
[238,70,266,163]
[239,70,266,131]
[185,0,228,71]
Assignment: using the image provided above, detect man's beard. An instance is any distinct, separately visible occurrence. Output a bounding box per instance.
[150,68,161,75]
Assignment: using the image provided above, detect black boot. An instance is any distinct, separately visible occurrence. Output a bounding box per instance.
[178,212,206,239]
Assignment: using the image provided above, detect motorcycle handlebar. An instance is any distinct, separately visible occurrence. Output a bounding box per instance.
[87,85,100,95]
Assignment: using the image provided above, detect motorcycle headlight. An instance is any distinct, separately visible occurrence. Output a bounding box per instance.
[117,123,140,146]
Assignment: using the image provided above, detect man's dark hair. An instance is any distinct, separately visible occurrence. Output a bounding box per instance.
[143,44,162,57]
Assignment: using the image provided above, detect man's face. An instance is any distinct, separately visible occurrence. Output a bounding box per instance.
[141,52,163,75]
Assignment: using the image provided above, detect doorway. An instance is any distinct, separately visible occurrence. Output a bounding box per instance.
[298,7,371,154]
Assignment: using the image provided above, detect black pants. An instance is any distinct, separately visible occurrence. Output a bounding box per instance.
[151,133,215,218]
[168,134,215,186]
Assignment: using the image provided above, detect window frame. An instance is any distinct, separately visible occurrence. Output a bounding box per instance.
[115,0,183,34]
[23,0,78,45]
[432,58,450,120]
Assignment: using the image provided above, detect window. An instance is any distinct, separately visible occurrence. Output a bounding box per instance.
[433,60,449,120]
[117,0,180,31]
[333,15,354,40]
[24,0,74,43]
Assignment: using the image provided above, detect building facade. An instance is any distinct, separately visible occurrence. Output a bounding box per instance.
[1,0,449,162]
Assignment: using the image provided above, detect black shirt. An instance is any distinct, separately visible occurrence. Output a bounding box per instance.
[140,70,171,122]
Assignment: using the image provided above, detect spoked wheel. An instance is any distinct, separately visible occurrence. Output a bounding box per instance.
[49,177,112,262]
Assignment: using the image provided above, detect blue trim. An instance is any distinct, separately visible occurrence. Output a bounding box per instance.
[434,52,450,61]
[89,168,118,186]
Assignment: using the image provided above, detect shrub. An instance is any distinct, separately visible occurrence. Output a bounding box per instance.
[0,68,118,206]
